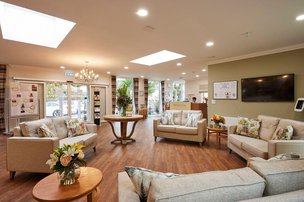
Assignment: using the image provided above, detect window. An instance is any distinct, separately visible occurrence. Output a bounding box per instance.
[200,91,208,103]
[172,81,185,101]
[148,80,161,115]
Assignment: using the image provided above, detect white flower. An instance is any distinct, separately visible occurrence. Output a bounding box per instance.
[60,154,72,167]
[77,150,85,159]
[63,147,76,157]
[46,153,58,169]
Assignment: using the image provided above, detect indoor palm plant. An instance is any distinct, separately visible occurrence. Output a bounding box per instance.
[117,84,132,116]
[46,143,86,185]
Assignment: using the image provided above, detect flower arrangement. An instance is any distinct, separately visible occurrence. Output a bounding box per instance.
[117,84,132,116]
[46,144,86,185]
[211,114,226,125]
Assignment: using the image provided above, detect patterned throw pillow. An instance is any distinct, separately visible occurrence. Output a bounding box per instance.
[236,117,260,139]
[125,166,181,202]
[272,125,293,140]
[65,119,88,137]
[37,123,57,137]
[185,113,201,127]
[160,112,175,125]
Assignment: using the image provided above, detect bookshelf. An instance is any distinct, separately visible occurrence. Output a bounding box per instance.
[93,90,101,125]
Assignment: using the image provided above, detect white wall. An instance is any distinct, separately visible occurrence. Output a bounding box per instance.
[185,79,208,102]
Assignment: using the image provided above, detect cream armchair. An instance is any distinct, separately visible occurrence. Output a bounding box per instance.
[153,110,207,146]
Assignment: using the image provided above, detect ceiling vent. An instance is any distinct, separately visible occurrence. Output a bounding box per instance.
[142,26,155,32]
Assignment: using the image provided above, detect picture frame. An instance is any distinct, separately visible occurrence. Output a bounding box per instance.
[213,80,237,100]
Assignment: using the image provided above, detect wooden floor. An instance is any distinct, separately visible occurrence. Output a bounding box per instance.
[0,118,246,202]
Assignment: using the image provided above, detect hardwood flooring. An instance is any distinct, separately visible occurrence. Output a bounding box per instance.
[0,118,246,202]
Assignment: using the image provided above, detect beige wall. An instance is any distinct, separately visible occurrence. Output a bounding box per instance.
[208,48,304,121]
[185,79,208,102]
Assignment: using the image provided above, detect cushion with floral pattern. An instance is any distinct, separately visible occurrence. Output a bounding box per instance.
[185,113,201,127]
[160,112,175,125]
[37,123,57,137]
[65,119,88,137]
[272,125,293,140]
[236,117,260,139]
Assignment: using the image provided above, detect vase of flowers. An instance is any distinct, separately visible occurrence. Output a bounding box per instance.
[211,114,226,128]
[117,84,132,117]
[46,144,86,185]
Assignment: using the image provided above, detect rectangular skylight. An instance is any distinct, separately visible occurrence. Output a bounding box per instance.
[0,1,76,48]
[130,50,186,66]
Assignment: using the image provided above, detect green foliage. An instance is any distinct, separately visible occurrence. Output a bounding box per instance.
[148,81,156,95]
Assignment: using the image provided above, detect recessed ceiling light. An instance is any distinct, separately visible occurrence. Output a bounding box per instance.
[136,9,148,17]
[195,75,199,78]
[167,78,170,81]
[0,1,76,48]
[296,14,304,21]
[202,69,207,72]
[124,66,129,69]
[206,41,214,47]
[181,72,186,75]
[130,50,186,66]
[107,71,111,74]
[177,63,182,66]
[60,66,65,69]
[140,75,144,78]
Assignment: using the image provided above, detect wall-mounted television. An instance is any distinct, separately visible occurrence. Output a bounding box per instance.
[241,74,294,102]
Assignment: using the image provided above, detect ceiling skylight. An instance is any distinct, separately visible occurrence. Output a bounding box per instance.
[0,1,76,48]
[130,50,186,66]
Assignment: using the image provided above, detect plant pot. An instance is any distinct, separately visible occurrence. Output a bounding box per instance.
[58,164,81,185]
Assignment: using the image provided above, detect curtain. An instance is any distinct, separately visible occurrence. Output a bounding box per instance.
[161,81,165,112]
[0,64,7,133]
[111,75,116,114]
[133,78,139,113]
[144,79,148,108]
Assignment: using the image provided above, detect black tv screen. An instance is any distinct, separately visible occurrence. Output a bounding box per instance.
[241,74,294,102]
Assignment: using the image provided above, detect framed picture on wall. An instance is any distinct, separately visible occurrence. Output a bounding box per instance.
[213,80,237,100]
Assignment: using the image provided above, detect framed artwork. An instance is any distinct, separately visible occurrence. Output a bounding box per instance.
[213,80,237,100]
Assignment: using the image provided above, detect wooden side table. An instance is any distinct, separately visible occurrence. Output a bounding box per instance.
[207,127,228,145]
[32,167,103,202]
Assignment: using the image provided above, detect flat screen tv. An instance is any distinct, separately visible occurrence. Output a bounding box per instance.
[241,74,294,102]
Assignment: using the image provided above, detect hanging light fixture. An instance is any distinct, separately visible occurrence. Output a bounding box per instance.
[74,61,99,83]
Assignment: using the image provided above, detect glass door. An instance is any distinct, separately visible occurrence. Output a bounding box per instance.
[70,84,89,120]
[148,80,161,115]
[45,83,68,117]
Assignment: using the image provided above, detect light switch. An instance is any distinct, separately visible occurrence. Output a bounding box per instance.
[211,100,216,104]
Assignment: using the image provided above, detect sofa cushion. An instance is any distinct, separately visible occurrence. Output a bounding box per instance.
[181,110,202,125]
[83,133,97,146]
[229,134,268,159]
[65,119,88,137]
[59,136,84,147]
[185,113,201,127]
[157,125,177,133]
[160,112,175,125]
[236,117,260,139]
[52,116,70,139]
[124,166,181,202]
[20,118,55,137]
[175,126,197,135]
[248,159,304,196]
[274,119,304,140]
[258,115,280,141]
[272,125,293,140]
[37,123,57,137]
[148,167,265,202]
[165,110,182,125]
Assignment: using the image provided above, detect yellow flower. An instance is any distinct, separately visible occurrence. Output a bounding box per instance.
[77,150,85,159]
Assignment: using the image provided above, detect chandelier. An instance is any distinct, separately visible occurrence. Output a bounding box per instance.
[74,61,99,83]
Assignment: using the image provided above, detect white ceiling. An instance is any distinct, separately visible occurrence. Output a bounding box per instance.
[0,0,304,81]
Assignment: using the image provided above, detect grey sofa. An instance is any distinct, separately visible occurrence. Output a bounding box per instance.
[153,110,207,146]
[118,159,304,202]
[7,116,97,179]
[228,115,304,160]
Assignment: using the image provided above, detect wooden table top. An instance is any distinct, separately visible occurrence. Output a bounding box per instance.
[103,114,143,122]
[32,167,103,202]
[207,127,228,132]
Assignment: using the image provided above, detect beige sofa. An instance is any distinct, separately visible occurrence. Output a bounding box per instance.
[7,116,97,179]
[118,159,304,202]
[153,110,207,146]
[228,115,304,160]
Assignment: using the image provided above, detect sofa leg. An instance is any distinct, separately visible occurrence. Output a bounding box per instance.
[154,137,157,142]
[10,171,16,180]
[199,142,202,147]
[229,149,232,154]
[93,147,96,153]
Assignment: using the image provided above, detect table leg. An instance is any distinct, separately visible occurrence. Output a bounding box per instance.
[207,130,210,142]
[121,122,127,144]
[217,132,220,144]
[87,186,100,202]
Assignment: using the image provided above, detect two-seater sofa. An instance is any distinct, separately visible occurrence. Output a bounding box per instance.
[7,116,97,179]
[118,159,304,202]
[153,110,207,146]
[228,115,304,160]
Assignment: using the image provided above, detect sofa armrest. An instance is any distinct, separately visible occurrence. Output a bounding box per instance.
[7,137,59,174]
[268,140,304,158]
[228,125,237,134]
[197,119,207,140]
[153,118,161,137]
[86,123,97,133]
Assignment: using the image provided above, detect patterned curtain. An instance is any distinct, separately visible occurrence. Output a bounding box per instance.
[111,75,116,114]
[0,65,7,133]
[133,78,139,113]
[161,81,165,112]
[144,79,148,108]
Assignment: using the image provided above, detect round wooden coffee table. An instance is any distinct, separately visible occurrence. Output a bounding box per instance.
[103,115,143,145]
[207,127,228,145]
[32,167,103,202]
